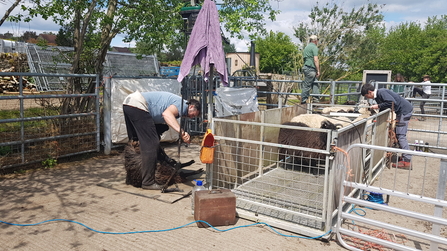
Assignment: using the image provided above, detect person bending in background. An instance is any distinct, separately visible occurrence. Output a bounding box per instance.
[123,91,201,190]
[361,82,413,168]
[412,74,431,121]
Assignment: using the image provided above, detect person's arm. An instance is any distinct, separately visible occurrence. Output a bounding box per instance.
[375,91,394,111]
[162,105,191,143]
[313,56,320,78]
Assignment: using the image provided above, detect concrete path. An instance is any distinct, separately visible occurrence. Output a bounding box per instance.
[0,143,346,251]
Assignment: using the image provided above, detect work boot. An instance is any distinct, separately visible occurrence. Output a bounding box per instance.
[392,161,411,169]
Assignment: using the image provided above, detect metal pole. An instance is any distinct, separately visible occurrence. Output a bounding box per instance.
[103,76,112,155]
[207,64,214,127]
[431,159,447,251]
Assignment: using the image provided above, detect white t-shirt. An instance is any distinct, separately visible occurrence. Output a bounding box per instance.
[422,80,431,95]
[123,91,148,111]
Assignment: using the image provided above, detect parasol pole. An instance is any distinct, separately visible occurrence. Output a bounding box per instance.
[207,64,214,128]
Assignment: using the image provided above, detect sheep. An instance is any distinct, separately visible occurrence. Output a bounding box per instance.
[321,106,355,114]
[278,119,338,175]
[290,113,353,129]
[124,141,201,188]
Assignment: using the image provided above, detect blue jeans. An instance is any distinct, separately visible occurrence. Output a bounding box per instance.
[302,66,320,103]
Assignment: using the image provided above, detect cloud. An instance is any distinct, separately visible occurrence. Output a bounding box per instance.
[1,0,444,51]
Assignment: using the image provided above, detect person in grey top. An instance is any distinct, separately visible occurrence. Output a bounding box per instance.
[123,91,201,190]
[361,82,413,169]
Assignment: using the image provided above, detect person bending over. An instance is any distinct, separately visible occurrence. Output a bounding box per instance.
[361,82,413,168]
[123,91,201,190]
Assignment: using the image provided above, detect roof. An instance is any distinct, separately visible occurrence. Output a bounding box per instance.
[111,46,132,53]
[38,34,57,45]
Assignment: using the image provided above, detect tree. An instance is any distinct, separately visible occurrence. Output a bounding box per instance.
[254,31,300,74]
[367,16,447,83]
[0,0,22,27]
[11,0,278,113]
[21,31,38,42]
[55,26,74,47]
[293,1,384,81]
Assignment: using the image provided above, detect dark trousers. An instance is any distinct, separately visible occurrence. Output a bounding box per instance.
[413,87,430,114]
[395,112,412,162]
[123,105,160,186]
[302,65,320,103]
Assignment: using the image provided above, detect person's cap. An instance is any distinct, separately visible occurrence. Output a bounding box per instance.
[422,74,430,79]
[309,35,318,41]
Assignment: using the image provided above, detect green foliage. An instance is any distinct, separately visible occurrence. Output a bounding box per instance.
[21,31,38,42]
[0,146,12,156]
[160,60,182,67]
[55,26,74,47]
[36,37,48,46]
[366,15,447,83]
[294,1,384,81]
[223,42,236,54]
[42,156,57,169]
[13,0,278,79]
[254,31,300,74]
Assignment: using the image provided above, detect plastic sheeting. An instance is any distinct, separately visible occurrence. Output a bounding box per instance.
[111,78,181,143]
[214,87,259,117]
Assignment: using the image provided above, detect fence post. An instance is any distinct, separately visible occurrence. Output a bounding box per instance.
[103,76,112,155]
[431,159,447,251]
[330,80,336,104]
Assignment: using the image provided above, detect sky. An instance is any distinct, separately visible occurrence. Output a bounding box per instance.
[0,0,445,52]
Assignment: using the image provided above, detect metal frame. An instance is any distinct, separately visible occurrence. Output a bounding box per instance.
[336,144,447,251]
[207,106,390,237]
[0,72,100,170]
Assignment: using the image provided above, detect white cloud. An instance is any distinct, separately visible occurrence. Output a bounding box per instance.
[1,0,444,51]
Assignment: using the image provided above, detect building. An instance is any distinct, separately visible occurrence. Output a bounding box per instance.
[38,34,57,45]
[226,52,260,76]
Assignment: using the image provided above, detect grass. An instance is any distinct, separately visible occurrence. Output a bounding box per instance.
[0,107,59,133]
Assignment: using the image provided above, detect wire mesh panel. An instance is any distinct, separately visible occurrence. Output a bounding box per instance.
[23,43,160,91]
[209,105,389,237]
[213,139,329,230]
[104,52,159,76]
[0,73,100,171]
[336,144,447,251]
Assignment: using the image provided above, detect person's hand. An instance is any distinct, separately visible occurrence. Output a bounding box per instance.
[181,131,191,144]
[370,104,379,110]
[316,71,320,78]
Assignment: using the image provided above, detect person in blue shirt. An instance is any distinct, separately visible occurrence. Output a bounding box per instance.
[123,91,201,190]
[361,82,413,169]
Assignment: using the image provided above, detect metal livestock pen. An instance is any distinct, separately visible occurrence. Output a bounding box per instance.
[206,104,391,238]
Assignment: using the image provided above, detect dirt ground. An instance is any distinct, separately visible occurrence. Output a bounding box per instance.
[0,142,348,251]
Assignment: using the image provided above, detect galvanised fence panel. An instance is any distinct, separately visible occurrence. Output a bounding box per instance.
[0,72,100,171]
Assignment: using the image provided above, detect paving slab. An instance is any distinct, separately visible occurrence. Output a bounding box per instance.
[0,142,346,251]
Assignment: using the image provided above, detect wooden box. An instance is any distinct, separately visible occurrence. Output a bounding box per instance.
[194,189,237,228]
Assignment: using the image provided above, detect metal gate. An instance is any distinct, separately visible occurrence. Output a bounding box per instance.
[207,106,390,237]
[336,143,447,251]
[0,72,100,171]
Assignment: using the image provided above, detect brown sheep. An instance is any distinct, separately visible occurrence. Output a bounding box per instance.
[278,120,337,175]
[124,141,201,188]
